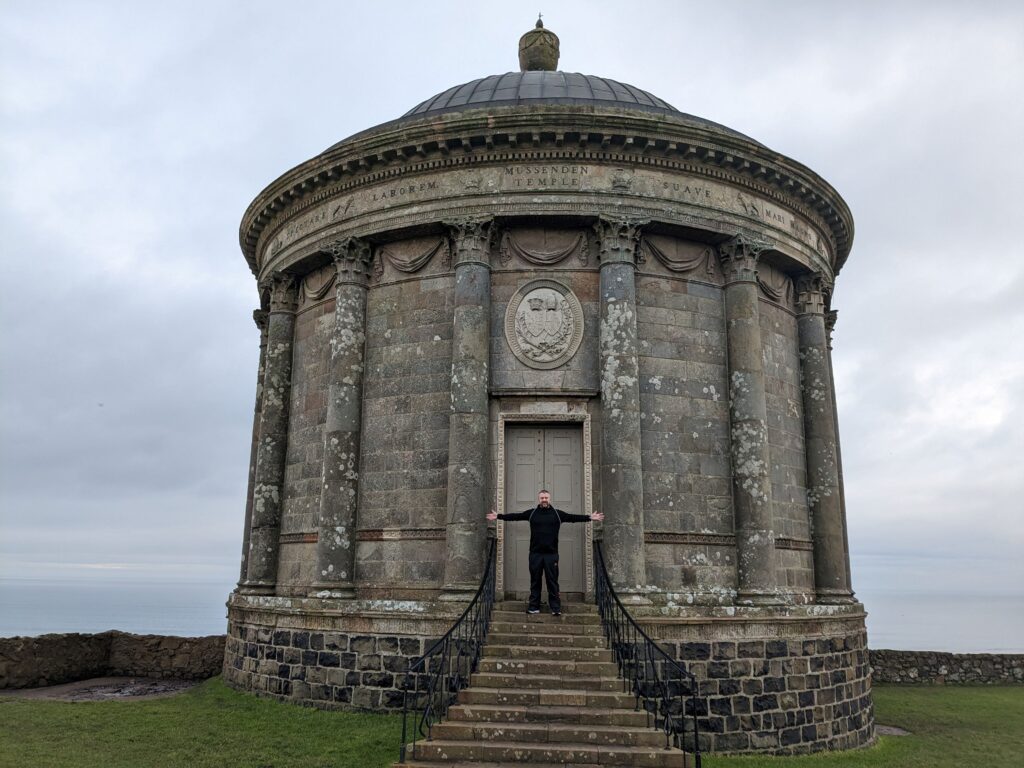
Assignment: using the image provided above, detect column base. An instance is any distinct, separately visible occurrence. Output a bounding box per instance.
[236,580,276,596]
[816,588,857,605]
[307,583,356,599]
[736,590,787,606]
[615,589,652,606]
[438,585,478,602]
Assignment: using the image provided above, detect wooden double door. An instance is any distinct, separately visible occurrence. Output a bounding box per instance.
[503,425,586,599]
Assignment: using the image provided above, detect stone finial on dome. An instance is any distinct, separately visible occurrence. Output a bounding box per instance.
[519,16,560,71]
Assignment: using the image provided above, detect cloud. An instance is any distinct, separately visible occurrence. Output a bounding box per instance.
[1,1,1022,624]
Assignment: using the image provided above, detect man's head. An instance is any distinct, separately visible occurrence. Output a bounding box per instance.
[537,490,551,507]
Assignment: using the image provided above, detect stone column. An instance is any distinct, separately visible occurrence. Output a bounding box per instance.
[242,272,298,594]
[718,234,780,605]
[238,309,269,584]
[825,310,854,592]
[795,290,854,603]
[310,239,372,598]
[440,219,493,600]
[596,217,648,601]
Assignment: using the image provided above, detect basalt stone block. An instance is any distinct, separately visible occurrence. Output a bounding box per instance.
[681,642,711,661]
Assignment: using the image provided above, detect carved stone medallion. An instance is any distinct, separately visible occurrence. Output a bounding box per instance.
[504,279,584,370]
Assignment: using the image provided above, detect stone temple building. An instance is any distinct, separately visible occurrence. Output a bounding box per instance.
[224,20,873,753]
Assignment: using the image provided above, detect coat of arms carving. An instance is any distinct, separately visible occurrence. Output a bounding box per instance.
[504,279,584,370]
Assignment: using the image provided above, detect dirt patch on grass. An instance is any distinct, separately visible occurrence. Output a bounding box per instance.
[876,724,912,736]
[0,676,201,701]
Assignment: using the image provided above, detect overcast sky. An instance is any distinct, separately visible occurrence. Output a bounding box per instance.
[2,1,1022,604]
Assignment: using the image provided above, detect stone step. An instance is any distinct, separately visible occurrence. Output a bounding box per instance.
[477,658,620,677]
[497,600,599,614]
[447,702,649,727]
[489,621,606,637]
[458,686,637,709]
[491,610,601,625]
[488,632,607,648]
[407,739,684,766]
[471,672,622,691]
[483,644,613,662]
[430,720,665,747]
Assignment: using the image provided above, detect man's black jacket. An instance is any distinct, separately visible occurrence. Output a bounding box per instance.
[497,506,591,554]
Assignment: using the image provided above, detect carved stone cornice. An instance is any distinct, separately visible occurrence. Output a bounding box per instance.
[252,309,269,332]
[267,272,298,313]
[825,310,838,350]
[717,233,771,283]
[445,218,494,268]
[594,216,647,266]
[240,111,855,280]
[324,237,372,286]
[795,273,827,316]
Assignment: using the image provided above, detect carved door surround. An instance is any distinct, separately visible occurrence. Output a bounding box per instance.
[495,407,595,601]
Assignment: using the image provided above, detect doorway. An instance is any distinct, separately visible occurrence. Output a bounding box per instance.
[503,425,585,599]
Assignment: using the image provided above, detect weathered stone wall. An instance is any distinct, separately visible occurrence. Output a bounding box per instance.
[635,260,734,602]
[223,619,424,710]
[659,621,873,754]
[758,278,815,600]
[489,247,600,394]
[870,650,1024,685]
[0,632,225,689]
[278,279,336,592]
[356,268,454,596]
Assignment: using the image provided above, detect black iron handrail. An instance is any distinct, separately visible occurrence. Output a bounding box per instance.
[593,540,703,767]
[398,536,496,763]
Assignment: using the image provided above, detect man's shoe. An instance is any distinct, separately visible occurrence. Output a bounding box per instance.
[527,608,540,614]
[551,610,561,616]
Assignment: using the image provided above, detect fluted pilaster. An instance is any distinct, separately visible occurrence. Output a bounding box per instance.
[238,309,269,584]
[311,238,372,597]
[596,216,648,600]
[797,290,853,603]
[440,219,493,599]
[718,234,780,604]
[243,272,298,593]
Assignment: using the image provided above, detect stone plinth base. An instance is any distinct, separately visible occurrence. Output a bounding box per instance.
[223,592,465,710]
[223,593,874,754]
[635,602,874,754]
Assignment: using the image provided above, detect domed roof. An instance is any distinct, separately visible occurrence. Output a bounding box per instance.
[403,71,679,119]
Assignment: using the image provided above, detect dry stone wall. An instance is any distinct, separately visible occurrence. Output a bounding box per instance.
[0,632,224,689]
[870,650,1024,685]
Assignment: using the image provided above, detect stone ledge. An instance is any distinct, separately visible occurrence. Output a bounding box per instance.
[0,632,225,690]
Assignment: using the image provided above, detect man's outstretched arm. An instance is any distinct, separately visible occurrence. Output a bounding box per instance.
[557,510,605,523]
[486,508,532,522]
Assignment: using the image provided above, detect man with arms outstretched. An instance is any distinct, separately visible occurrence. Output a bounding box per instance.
[487,490,604,616]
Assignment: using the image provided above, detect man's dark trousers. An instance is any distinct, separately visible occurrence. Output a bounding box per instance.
[528,551,560,612]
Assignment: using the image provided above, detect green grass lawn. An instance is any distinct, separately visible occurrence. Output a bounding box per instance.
[1,680,1022,767]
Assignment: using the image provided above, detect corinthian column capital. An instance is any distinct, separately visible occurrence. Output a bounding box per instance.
[252,309,269,332]
[267,272,298,313]
[325,237,373,286]
[825,309,839,350]
[594,216,647,265]
[795,272,830,316]
[446,218,494,267]
[717,233,770,283]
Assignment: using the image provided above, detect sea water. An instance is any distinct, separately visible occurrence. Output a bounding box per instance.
[2,578,1022,653]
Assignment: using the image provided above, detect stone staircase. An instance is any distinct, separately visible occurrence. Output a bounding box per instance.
[399,600,691,768]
